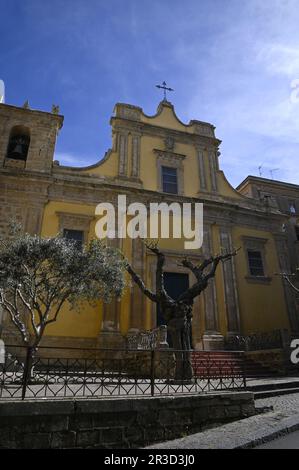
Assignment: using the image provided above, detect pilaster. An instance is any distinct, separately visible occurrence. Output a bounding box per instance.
[118,132,128,177]
[129,238,146,332]
[208,148,218,193]
[202,225,218,332]
[219,226,240,335]
[130,133,141,178]
[201,224,224,350]
[196,145,207,191]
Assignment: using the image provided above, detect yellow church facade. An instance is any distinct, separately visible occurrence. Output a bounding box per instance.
[0,99,298,350]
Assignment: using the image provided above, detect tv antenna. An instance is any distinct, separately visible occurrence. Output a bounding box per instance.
[270,168,279,179]
[258,164,263,177]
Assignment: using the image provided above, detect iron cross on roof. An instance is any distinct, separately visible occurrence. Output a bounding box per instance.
[156,81,174,101]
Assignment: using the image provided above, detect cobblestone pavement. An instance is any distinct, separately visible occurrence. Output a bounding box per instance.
[255,430,299,449]
[146,392,299,449]
[256,392,299,413]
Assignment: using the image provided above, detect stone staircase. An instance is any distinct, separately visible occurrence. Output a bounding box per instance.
[191,350,277,379]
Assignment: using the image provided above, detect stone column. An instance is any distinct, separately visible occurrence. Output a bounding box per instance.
[98,307,123,349]
[97,232,124,348]
[203,225,218,331]
[201,225,223,350]
[219,226,240,335]
[191,288,202,350]
[128,238,146,332]
[104,234,121,333]
[101,299,120,333]
[274,234,299,334]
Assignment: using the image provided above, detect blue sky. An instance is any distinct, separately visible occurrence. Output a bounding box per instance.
[1,0,299,187]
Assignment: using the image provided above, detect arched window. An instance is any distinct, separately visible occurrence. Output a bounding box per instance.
[6,126,30,161]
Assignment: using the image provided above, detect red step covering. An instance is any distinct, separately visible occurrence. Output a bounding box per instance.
[191,351,273,378]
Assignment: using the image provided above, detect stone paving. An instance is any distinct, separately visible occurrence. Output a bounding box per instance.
[255,430,299,449]
[146,392,299,449]
[257,392,299,412]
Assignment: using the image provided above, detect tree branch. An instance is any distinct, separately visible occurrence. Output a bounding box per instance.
[178,248,240,302]
[180,258,203,282]
[126,263,158,302]
[44,292,71,326]
[144,242,167,297]
[277,272,299,293]
[16,287,39,339]
[0,290,30,343]
[205,248,240,281]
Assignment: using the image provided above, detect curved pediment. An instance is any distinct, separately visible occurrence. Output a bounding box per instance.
[142,100,193,132]
[113,100,216,138]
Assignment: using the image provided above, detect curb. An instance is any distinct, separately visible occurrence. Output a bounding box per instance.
[253,387,299,399]
[145,409,299,449]
[237,420,299,448]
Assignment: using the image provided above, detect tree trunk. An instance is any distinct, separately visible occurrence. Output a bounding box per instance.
[23,337,40,385]
[166,304,194,382]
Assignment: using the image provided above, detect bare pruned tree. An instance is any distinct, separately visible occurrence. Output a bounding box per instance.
[276,268,299,294]
[126,241,239,381]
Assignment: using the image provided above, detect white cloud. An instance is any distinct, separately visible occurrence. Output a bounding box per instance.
[170,0,299,187]
[257,44,299,77]
[54,152,95,168]
[0,80,4,103]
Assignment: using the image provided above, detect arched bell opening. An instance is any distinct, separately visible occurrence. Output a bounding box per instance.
[6,125,31,161]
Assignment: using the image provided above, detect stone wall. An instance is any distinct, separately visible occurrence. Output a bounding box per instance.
[124,350,176,379]
[245,349,287,374]
[0,392,255,449]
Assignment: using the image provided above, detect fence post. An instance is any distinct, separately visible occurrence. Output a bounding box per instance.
[280,329,291,373]
[242,352,247,389]
[150,349,155,397]
[21,346,32,400]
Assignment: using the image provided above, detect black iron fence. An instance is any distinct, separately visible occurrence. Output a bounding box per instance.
[0,345,247,401]
[225,330,285,351]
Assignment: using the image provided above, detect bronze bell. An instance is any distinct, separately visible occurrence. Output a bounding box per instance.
[10,143,24,158]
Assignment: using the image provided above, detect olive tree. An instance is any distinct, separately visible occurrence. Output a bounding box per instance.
[0,228,126,352]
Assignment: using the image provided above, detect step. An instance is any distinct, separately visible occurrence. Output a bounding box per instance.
[191,351,243,355]
[253,387,299,399]
[247,379,299,392]
[191,351,279,379]
[192,361,269,369]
